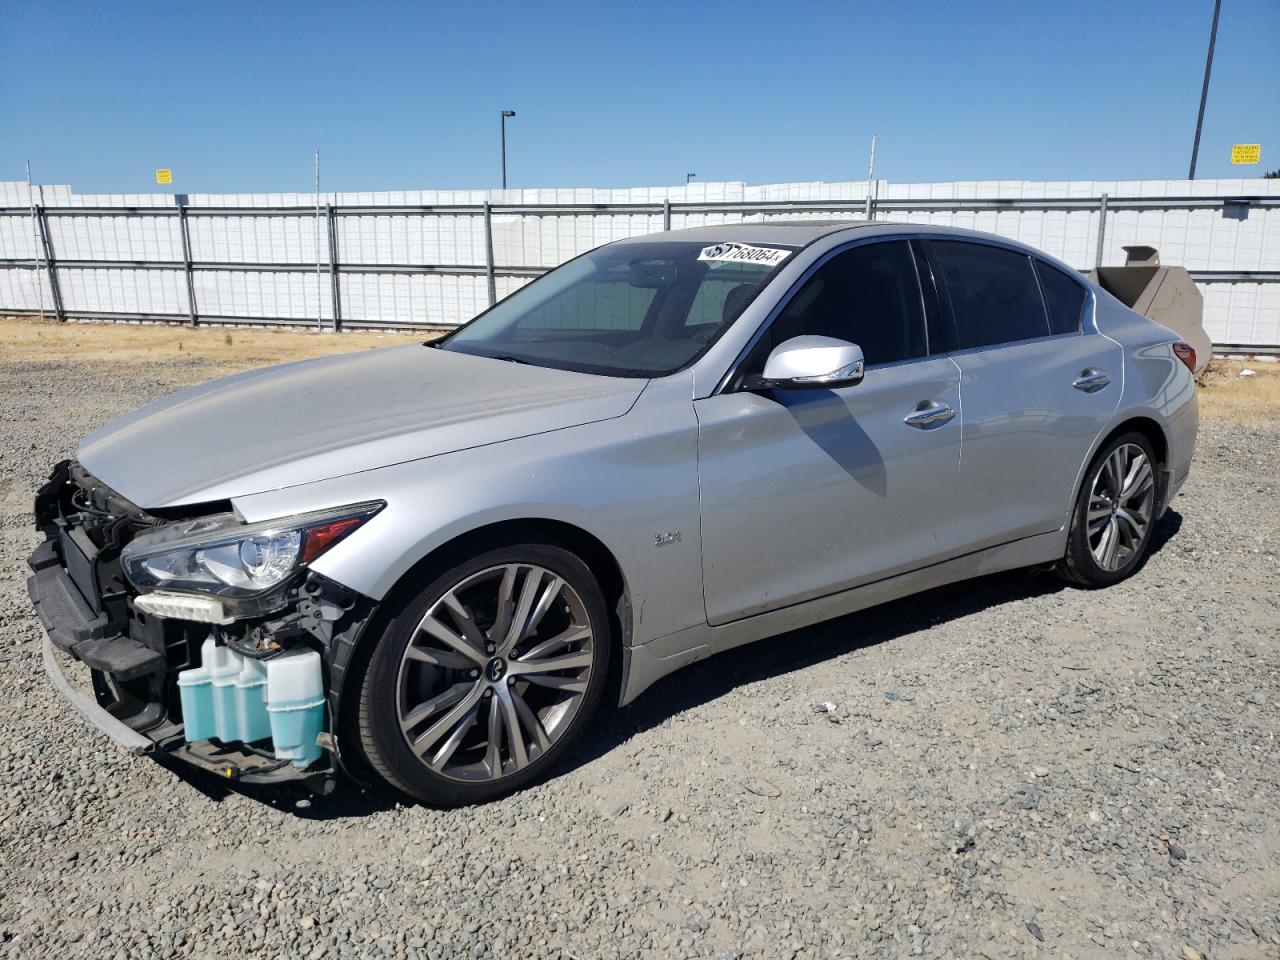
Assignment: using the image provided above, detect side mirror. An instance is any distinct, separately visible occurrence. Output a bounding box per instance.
[748,335,865,390]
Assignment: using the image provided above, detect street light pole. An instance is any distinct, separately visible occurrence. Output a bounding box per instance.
[1188,0,1221,180]
[686,172,696,184]
[500,110,516,189]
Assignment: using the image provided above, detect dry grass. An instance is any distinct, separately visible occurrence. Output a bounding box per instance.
[0,314,432,372]
[1197,358,1280,426]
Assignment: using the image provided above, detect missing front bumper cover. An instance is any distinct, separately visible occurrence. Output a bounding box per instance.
[29,460,379,794]
[42,628,338,791]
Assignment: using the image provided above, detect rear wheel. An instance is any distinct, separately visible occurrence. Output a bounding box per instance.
[1057,432,1160,587]
[357,544,610,806]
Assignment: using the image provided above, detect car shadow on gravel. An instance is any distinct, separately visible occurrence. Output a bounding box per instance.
[155,753,405,818]
[562,508,1184,777]
[168,511,1182,816]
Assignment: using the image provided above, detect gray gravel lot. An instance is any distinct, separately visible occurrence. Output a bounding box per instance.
[1,353,1277,960]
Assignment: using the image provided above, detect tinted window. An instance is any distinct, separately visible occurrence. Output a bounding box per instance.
[684,271,767,331]
[520,259,658,332]
[442,241,790,377]
[1035,260,1087,335]
[768,241,926,366]
[933,241,1049,349]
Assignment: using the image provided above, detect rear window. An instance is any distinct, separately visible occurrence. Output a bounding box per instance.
[1035,260,1087,335]
[933,241,1049,349]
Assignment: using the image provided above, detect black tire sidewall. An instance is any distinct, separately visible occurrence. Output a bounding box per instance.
[361,543,611,807]
[1065,432,1160,587]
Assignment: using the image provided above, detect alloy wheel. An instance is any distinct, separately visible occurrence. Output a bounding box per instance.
[1086,442,1156,572]
[395,563,595,783]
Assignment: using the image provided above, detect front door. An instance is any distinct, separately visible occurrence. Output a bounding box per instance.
[695,240,962,625]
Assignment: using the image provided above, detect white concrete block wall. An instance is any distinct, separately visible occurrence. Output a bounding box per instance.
[0,264,54,311]
[58,267,188,315]
[341,272,488,326]
[194,269,331,322]
[1,178,1276,345]
[0,213,39,262]
[335,213,486,266]
[187,214,322,264]
[48,213,184,262]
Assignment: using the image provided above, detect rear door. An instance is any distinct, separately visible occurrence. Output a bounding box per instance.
[695,239,962,624]
[927,240,1122,551]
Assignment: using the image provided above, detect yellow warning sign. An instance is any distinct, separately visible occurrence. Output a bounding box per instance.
[155,168,173,185]
[1230,144,1261,165]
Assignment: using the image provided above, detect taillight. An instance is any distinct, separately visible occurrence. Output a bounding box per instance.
[1172,342,1196,374]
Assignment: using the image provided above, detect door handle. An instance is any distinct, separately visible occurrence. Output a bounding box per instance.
[1073,369,1111,392]
[904,400,955,428]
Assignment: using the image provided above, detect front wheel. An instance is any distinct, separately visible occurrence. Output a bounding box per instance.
[356,544,611,806]
[1057,432,1160,588]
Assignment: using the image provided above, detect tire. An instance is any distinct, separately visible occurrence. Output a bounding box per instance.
[1056,432,1161,588]
[357,543,611,807]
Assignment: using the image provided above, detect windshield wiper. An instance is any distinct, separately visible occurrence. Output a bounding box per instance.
[493,355,529,365]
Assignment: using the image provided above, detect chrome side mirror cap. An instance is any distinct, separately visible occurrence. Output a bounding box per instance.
[755,335,865,389]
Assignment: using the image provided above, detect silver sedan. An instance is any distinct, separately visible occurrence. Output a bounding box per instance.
[28,221,1199,806]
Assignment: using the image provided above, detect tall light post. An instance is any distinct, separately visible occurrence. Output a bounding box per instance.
[1188,0,1221,180]
[686,172,696,184]
[500,110,516,188]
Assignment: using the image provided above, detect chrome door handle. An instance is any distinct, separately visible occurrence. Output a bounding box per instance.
[1073,369,1111,392]
[904,400,955,428]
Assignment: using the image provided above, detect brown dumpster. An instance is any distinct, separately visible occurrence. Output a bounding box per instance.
[1089,245,1211,374]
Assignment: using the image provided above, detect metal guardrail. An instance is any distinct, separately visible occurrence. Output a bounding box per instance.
[2,194,1277,330]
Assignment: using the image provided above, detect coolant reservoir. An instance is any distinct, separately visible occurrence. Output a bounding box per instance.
[266,649,325,768]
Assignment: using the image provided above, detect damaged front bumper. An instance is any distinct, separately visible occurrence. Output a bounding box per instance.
[27,461,380,794]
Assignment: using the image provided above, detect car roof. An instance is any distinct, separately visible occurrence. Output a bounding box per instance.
[613,219,1031,250]
[613,220,870,247]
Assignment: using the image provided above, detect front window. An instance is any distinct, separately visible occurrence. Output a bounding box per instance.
[766,240,927,365]
[439,241,793,377]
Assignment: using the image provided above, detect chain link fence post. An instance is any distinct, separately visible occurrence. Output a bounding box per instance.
[484,200,497,307]
[34,205,66,322]
[176,196,199,326]
[1094,193,1109,269]
[327,204,342,331]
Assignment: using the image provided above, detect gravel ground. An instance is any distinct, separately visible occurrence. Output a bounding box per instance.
[1,351,1277,960]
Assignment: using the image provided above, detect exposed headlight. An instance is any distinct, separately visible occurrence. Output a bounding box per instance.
[121,502,382,614]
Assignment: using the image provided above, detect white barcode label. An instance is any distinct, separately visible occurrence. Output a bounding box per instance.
[697,242,792,267]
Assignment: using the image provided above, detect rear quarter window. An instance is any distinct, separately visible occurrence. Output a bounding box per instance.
[933,241,1050,349]
[1035,260,1088,335]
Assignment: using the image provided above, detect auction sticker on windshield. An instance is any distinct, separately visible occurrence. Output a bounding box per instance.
[698,242,792,267]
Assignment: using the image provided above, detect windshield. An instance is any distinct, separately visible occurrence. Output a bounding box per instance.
[439,240,794,377]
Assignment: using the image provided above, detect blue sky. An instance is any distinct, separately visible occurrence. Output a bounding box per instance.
[2,0,1277,194]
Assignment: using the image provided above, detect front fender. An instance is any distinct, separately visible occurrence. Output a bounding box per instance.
[231,375,705,649]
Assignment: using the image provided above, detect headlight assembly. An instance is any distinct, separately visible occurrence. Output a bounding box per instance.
[121,501,383,617]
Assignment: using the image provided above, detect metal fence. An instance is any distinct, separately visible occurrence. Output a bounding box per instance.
[2,178,1278,347]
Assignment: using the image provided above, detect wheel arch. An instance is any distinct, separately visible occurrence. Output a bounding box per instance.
[1064,414,1171,530]
[1098,415,1168,468]
[332,517,632,777]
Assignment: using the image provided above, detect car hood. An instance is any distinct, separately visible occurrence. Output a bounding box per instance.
[78,345,646,508]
